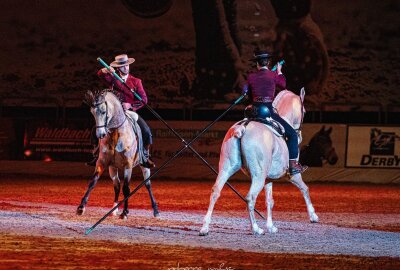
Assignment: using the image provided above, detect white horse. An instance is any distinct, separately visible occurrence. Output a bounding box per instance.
[77,89,159,219]
[200,89,318,235]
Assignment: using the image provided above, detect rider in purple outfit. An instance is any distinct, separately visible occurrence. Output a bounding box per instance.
[245,50,307,175]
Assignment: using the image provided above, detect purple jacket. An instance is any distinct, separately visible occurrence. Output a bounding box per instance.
[246,69,286,103]
[98,70,147,111]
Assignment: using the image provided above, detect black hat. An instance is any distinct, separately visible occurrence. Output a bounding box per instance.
[251,50,272,61]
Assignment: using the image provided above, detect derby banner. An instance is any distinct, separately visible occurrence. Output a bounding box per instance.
[346,126,400,168]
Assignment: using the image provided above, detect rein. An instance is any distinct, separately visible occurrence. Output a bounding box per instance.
[296,95,305,134]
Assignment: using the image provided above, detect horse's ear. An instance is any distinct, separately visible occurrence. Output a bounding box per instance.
[300,87,305,103]
[99,88,108,97]
[84,90,94,106]
[319,125,325,133]
[326,126,332,134]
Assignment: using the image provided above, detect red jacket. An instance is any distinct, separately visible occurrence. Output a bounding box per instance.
[97,70,147,111]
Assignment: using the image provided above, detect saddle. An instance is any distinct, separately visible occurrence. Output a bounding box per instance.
[239,104,285,136]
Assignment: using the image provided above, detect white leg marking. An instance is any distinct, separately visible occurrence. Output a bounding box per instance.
[246,177,265,235]
[111,202,119,216]
[266,182,278,233]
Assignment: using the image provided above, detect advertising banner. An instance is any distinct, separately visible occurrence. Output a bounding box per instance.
[24,120,93,161]
[299,124,347,168]
[346,126,400,168]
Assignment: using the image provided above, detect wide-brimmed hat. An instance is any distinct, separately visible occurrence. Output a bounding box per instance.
[251,50,272,61]
[110,54,135,67]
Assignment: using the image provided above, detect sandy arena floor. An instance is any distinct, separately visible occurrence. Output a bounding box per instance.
[0,176,399,269]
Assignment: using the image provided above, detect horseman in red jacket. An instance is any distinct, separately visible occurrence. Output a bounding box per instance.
[87,54,155,168]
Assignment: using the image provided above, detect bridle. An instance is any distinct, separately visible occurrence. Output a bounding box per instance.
[92,100,127,131]
[93,101,109,129]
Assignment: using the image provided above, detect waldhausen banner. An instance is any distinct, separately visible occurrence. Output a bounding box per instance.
[24,121,92,161]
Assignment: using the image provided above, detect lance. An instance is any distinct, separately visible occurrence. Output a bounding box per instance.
[271,60,285,71]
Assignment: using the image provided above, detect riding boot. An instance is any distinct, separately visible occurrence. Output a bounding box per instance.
[86,144,99,167]
[289,159,308,176]
[141,144,156,168]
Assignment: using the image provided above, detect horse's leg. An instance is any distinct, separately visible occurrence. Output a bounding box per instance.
[109,166,120,216]
[199,137,242,236]
[246,175,265,235]
[265,182,278,233]
[120,168,133,220]
[77,165,105,215]
[289,174,319,223]
[199,167,239,236]
[140,166,160,217]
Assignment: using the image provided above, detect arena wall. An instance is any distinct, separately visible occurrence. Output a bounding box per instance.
[0,120,399,184]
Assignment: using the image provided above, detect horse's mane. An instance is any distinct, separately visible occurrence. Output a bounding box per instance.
[84,89,121,107]
[272,89,305,131]
[273,88,305,109]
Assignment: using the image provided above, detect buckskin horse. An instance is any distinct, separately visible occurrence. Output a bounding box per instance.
[77,89,159,219]
[200,89,319,235]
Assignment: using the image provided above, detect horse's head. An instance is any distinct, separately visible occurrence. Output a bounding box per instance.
[310,126,338,165]
[84,89,110,139]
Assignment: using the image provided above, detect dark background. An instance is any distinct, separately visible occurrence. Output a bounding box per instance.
[1,0,399,124]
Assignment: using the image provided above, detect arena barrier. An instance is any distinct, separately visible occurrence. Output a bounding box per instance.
[148,121,400,184]
[1,119,399,184]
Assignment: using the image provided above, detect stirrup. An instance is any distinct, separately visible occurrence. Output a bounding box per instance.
[289,166,308,176]
[289,161,308,176]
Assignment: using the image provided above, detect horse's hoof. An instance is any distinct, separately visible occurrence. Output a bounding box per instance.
[76,207,85,215]
[251,224,265,235]
[199,227,209,236]
[310,213,319,223]
[267,226,278,234]
[119,210,129,220]
[199,231,209,236]
[253,228,265,235]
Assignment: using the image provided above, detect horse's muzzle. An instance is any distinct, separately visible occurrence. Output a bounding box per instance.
[96,129,107,139]
[327,147,338,165]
